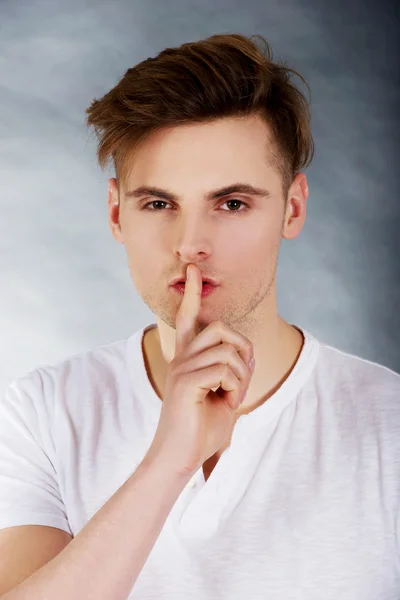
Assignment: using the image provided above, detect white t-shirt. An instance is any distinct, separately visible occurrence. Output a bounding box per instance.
[1,322,400,599]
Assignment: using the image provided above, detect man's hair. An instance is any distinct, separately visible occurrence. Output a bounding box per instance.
[85,33,315,201]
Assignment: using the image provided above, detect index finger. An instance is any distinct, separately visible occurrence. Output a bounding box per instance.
[174,264,202,358]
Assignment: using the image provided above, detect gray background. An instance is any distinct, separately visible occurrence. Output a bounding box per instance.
[1,0,399,391]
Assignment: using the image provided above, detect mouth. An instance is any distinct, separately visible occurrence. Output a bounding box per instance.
[170,280,218,297]
[170,276,219,287]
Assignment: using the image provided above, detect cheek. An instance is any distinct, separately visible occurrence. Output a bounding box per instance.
[225,224,278,257]
[123,236,152,278]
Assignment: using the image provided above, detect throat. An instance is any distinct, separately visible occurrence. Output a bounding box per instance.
[202,426,237,481]
[142,327,168,401]
[202,456,219,482]
[202,445,229,481]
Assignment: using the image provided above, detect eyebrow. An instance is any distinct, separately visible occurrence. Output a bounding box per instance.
[123,182,272,202]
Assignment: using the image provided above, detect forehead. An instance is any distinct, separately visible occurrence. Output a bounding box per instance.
[123,115,281,191]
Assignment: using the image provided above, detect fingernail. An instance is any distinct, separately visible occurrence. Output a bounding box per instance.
[240,391,247,404]
[249,357,255,371]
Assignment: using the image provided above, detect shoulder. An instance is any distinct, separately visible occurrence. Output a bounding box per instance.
[2,336,131,414]
[317,340,400,435]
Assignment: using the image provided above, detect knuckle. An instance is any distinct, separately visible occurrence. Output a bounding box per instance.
[223,341,236,355]
[245,339,253,355]
[171,359,187,381]
[219,362,230,376]
[212,320,224,332]
[170,357,181,374]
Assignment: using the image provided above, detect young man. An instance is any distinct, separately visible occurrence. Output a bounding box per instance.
[0,33,399,599]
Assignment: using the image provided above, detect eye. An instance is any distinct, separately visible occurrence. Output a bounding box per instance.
[142,199,250,214]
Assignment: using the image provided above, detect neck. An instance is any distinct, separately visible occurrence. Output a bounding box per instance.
[142,314,304,417]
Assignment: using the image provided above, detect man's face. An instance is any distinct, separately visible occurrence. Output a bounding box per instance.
[108,114,305,335]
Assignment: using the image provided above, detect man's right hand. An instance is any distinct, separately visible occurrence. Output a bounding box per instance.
[147,263,255,476]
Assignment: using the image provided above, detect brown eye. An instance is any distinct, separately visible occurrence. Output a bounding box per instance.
[142,199,250,214]
[223,199,246,211]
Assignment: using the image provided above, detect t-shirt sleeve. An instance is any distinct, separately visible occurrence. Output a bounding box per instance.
[0,374,72,535]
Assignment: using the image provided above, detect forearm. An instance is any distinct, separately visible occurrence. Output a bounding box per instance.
[3,452,192,600]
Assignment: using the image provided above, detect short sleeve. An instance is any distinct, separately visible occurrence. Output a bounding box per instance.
[0,375,72,535]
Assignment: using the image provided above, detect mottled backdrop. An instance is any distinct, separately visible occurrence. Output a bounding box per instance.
[1,0,399,390]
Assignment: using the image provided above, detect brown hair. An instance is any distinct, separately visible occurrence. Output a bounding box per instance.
[85,33,314,201]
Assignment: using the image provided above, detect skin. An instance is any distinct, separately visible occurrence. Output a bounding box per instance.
[107,113,309,473]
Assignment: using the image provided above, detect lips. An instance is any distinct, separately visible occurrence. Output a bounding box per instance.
[171,280,218,297]
[170,276,219,287]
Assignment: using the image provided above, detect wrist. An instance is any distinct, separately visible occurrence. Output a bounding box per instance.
[142,443,197,482]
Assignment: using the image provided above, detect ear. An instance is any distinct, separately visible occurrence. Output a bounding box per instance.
[108,178,124,244]
[281,173,308,241]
